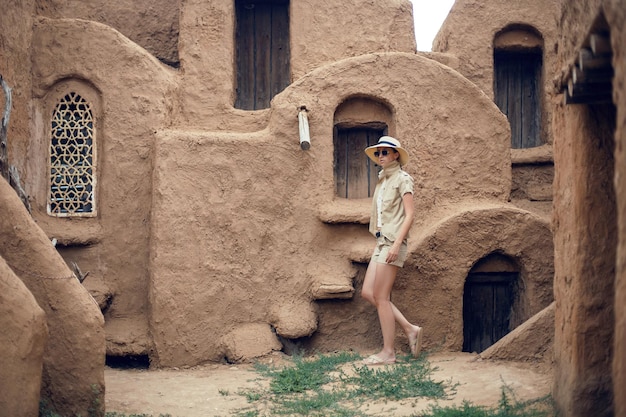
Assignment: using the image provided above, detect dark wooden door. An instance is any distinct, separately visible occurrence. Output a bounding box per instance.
[235,0,290,110]
[494,50,542,148]
[334,128,382,198]
[463,272,517,353]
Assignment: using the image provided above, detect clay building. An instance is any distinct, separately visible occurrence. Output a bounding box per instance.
[435,1,625,415]
[0,0,624,415]
[549,1,624,416]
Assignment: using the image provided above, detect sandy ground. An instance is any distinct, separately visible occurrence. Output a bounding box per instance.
[105,352,553,417]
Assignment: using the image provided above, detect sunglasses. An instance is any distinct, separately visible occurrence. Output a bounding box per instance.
[374,150,395,157]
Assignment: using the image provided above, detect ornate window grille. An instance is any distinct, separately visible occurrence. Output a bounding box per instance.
[48,92,96,216]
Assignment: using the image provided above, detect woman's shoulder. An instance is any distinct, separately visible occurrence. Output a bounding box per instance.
[387,170,413,190]
[395,169,414,182]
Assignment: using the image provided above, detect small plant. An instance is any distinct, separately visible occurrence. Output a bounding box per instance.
[274,389,356,416]
[219,388,230,396]
[255,351,360,395]
[232,411,260,417]
[343,355,450,401]
[104,413,172,417]
[234,351,452,416]
[238,389,263,403]
[89,383,104,417]
[39,399,63,417]
[419,387,554,417]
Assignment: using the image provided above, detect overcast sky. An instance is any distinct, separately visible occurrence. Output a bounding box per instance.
[409,0,455,51]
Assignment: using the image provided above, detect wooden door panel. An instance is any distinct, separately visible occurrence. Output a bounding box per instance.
[236,0,290,110]
[463,272,516,353]
[494,50,542,148]
[334,128,383,198]
[334,129,348,198]
[235,3,255,110]
[346,131,369,198]
[270,3,291,98]
[254,2,271,108]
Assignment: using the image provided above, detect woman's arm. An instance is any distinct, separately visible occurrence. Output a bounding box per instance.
[385,192,415,263]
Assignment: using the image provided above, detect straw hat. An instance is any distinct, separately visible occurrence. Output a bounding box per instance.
[364,136,409,166]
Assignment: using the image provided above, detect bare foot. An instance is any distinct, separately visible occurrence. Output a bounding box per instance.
[408,325,423,358]
[362,354,396,365]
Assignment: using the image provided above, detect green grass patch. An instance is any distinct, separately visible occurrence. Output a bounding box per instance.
[233,352,554,417]
[344,355,449,401]
[233,352,452,416]
[104,412,172,417]
[102,351,554,417]
[421,387,554,417]
[255,351,360,394]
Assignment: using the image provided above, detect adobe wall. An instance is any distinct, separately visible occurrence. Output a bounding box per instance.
[0,258,47,417]
[24,0,415,365]
[29,18,178,359]
[433,0,558,109]
[149,52,553,366]
[15,0,555,375]
[175,0,416,130]
[432,0,559,222]
[552,1,626,416]
[31,0,416,76]
[307,204,554,355]
[0,0,35,173]
[1,2,108,416]
[614,15,626,417]
[612,3,626,416]
[34,0,180,66]
[432,0,558,149]
[0,177,105,416]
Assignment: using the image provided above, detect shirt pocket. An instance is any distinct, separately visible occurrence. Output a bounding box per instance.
[383,183,401,205]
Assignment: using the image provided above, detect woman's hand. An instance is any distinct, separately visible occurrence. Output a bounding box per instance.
[386,241,401,263]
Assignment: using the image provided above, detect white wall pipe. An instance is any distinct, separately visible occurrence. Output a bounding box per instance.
[298,107,311,150]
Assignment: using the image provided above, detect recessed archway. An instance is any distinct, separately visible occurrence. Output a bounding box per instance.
[463,252,520,353]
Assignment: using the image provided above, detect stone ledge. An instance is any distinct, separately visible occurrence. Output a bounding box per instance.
[511,144,553,165]
[33,211,103,246]
[317,198,370,224]
[311,283,355,300]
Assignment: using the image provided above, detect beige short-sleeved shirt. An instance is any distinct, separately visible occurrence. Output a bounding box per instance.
[369,164,414,242]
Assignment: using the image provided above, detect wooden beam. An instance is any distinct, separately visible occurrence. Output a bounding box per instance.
[579,48,612,71]
[590,33,612,56]
[563,29,613,106]
[572,66,614,84]
[564,91,613,105]
[568,79,612,98]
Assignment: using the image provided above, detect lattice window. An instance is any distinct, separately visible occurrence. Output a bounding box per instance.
[48,92,96,216]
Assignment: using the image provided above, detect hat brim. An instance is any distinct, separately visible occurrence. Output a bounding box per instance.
[365,145,409,166]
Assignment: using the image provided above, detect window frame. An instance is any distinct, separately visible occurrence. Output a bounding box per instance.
[47,91,98,217]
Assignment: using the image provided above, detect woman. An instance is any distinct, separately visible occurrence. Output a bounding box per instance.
[361,136,422,365]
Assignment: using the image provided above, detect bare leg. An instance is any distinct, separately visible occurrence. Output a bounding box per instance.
[362,260,422,358]
[372,263,399,360]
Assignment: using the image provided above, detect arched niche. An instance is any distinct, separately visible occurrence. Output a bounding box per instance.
[493,25,545,149]
[332,96,394,199]
[463,252,522,353]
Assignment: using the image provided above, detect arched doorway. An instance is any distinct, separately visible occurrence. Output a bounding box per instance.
[463,253,520,353]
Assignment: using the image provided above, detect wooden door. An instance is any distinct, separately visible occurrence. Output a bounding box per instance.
[494,50,542,148]
[463,272,517,353]
[235,0,290,110]
[334,127,382,198]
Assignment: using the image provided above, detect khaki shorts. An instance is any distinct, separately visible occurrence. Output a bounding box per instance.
[371,235,408,267]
